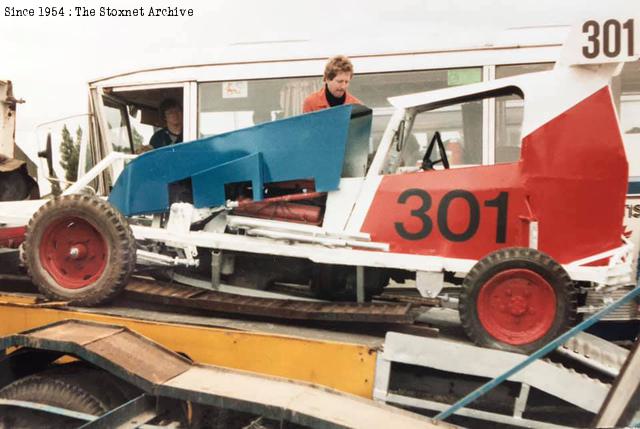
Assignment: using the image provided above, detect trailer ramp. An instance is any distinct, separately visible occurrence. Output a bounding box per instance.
[0,319,448,429]
[125,277,416,324]
[374,332,611,428]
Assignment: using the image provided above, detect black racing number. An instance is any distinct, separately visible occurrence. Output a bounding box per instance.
[582,20,600,59]
[395,189,509,243]
[603,19,622,57]
[484,192,508,243]
[437,190,479,242]
[394,189,433,240]
[582,18,634,59]
[623,18,635,57]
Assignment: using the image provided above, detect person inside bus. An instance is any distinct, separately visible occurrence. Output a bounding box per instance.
[149,98,183,149]
[303,55,361,112]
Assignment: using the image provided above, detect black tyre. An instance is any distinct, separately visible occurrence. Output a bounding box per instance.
[41,362,139,410]
[0,164,39,201]
[24,194,136,306]
[0,363,139,428]
[0,372,109,428]
[459,247,577,354]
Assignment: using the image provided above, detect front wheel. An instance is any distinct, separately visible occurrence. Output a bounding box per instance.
[24,194,136,306]
[459,248,576,354]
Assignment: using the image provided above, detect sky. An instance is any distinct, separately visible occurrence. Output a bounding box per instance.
[0,0,635,160]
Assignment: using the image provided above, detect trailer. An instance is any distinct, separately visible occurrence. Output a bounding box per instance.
[0,281,635,428]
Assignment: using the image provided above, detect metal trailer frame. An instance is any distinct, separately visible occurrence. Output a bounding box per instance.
[0,284,637,428]
[0,289,381,398]
[595,338,640,427]
[373,283,640,428]
[0,319,443,429]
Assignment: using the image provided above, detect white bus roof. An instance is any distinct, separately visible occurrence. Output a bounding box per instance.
[90,25,569,88]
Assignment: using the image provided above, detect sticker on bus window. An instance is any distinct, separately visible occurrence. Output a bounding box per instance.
[447,69,482,87]
[222,81,248,99]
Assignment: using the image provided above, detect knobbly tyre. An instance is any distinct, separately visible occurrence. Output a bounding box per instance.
[2,16,640,355]
[0,80,37,216]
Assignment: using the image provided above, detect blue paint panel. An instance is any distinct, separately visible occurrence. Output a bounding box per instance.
[192,152,264,207]
[109,104,369,216]
[628,177,640,195]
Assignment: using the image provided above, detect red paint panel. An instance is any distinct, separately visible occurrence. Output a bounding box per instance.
[363,163,529,259]
[362,86,627,264]
[0,225,26,248]
[520,87,627,264]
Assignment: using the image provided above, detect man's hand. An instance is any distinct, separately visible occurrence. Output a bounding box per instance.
[135,145,153,154]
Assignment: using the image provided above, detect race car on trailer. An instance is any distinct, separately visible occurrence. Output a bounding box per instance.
[2,16,639,354]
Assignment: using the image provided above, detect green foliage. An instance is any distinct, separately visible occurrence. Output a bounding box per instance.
[110,128,143,154]
[132,127,144,152]
[60,124,81,182]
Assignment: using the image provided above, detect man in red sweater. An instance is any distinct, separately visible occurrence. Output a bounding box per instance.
[303,55,362,113]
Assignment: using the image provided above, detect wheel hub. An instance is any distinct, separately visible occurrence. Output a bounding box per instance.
[40,217,108,289]
[69,243,88,260]
[507,295,528,316]
[477,269,557,345]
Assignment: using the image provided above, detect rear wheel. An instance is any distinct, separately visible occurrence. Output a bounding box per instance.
[24,194,135,306]
[0,363,137,427]
[459,248,576,354]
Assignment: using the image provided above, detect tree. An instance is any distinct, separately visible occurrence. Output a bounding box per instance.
[111,128,144,154]
[60,124,81,182]
[132,127,144,153]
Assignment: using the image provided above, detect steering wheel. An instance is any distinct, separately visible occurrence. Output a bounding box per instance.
[421,131,450,170]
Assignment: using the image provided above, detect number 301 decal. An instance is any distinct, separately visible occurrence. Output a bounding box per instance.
[394,189,508,243]
[582,18,634,59]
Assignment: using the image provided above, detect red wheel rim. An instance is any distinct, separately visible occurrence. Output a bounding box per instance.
[477,269,556,345]
[39,217,108,289]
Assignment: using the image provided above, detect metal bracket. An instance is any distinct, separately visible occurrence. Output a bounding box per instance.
[373,353,391,403]
[356,266,365,303]
[529,221,539,249]
[513,383,530,419]
[78,394,158,429]
[166,203,198,264]
[416,271,444,298]
[136,249,197,268]
[211,250,222,290]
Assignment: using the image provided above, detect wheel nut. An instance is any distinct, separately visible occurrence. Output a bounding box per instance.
[69,244,88,260]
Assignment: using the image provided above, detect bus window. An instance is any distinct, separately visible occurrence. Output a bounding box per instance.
[351,68,482,155]
[198,78,322,138]
[108,86,184,152]
[101,96,133,154]
[615,62,640,177]
[197,67,482,146]
[398,100,483,171]
[494,63,554,163]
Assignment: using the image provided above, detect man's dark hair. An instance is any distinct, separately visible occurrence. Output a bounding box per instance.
[159,98,181,116]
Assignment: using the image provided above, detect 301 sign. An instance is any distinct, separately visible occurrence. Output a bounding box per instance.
[582,18,634,59]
